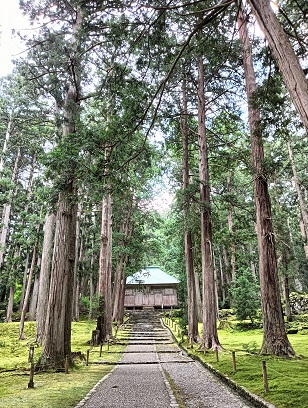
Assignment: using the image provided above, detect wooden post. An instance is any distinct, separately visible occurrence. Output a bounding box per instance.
[262,360,269,392]
[99,343,103,357]
[28,345,34,362]
[28,363,34,388]
[86,349,90,366]
[232,351,237,373]
[107,339,110,351]
[215,348,219,363]
[65,355,69,374]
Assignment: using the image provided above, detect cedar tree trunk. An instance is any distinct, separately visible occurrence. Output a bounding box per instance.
[287,141,308,258]
[247,0,308,133]
[197,57,221,350]
[238,8,294,356]
[36,213,55,345]
[96,192,113,343]
[38,82,78,368]
[181,78,199,342]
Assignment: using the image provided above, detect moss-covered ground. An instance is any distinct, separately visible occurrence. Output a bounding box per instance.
[2,315,307,408]
[165,316,308,408]
[0,320,127,407]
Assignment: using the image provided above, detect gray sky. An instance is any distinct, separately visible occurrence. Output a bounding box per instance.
[0,0,29,76]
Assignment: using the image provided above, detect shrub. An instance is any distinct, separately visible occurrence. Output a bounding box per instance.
[231,269,261,324]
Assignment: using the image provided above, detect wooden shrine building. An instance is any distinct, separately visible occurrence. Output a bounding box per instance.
[124,266,179,310]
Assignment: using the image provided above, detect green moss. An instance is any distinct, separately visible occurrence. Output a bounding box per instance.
[0,365,114,407]
[0,320,126,407]
[166,318,308,408]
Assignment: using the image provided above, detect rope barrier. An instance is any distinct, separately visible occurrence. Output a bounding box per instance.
[265,365,308,386]
[164,321,306,387]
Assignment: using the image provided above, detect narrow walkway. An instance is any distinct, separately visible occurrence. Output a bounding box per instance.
[75,311,256,408]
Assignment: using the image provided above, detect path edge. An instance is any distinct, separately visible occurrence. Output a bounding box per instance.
[161,318,276,408]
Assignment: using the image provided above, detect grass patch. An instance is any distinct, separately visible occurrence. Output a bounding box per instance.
[163,368,186,408]
[0,365,114,408]
[165,318,308,408]
[0,320,127,407]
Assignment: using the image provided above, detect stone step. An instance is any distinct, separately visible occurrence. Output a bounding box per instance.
[90,360,194,366]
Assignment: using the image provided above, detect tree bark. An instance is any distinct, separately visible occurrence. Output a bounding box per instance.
[18,153,37,312]
[181,77,199,343]
[246,0,308,134]
[249,243,257,277]
[5,285,15,323]
[118,265,127,324]
[28,265,40,321]
[37,3,82,367]
[227,170,236,281]
[19,252,30,312]
[237,7,294,356]
[72,206,81,321]
[89,235,95,320]
[222,245,232,306]
[39,90,78,367]
[194,269,202,322]
[218,251,226,305]
[197,56,221,350]
[287,141,308,258]
[96,192,113,343]
[19,226,40,340]
[36,213,55,345]
[39,186,77,368]
[282,275,292,323]
[112,254,125,323]
[0,148,21,272]
[112,200,132,323]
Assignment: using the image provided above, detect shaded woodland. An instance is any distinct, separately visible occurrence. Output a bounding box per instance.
[0,0,307,368]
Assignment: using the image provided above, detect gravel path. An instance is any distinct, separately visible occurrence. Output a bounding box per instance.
[75,311,257,408]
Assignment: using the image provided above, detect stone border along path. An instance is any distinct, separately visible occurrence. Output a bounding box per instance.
[75,311,270,408]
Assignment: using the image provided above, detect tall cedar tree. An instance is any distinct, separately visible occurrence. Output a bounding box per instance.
[181,78,199,343]
[246,0,308,133]
[198,56,221,350]
[237,7,294,356]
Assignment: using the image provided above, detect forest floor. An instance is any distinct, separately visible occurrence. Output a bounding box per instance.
[75,310,254,408]
[165,313,308,408]
[0,320,126,408]
[0,314,307,407]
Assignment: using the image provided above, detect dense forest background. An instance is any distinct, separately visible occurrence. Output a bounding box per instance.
[0,0,307,367]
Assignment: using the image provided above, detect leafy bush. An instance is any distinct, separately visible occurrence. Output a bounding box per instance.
[79,295,99,318]
[231,269,261,323]
[219,309,233,319]
[242,341,258,354]
[170,309,183,319]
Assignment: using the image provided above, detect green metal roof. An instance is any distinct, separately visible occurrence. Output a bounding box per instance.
[126,266,179,285]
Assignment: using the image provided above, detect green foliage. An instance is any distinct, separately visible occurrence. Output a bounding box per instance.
[79,295,99,318]
[231,269,261,323]
[242,340,258,354]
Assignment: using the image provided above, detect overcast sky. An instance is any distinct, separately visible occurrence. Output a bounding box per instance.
[0,0,30,77]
